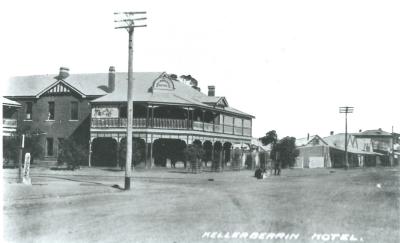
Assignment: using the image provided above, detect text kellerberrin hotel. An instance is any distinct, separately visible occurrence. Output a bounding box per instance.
[201,232,364,241]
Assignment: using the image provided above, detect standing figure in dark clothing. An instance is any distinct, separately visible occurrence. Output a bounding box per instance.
[274,160,281,176]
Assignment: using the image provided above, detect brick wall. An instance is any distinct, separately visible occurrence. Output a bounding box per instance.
[13,94,93,159]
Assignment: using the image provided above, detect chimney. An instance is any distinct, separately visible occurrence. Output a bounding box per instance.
[208,85,215,96]
[108,66,115,93]
[56,67,69,80]
[330,131,334,136]
[307,133,310,140]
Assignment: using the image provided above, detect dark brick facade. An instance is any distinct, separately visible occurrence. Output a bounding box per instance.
[12,94,94,160]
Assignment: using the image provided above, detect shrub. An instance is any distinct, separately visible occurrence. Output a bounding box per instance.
[184,144,204,173]
[118,138,145,168]
[232,148,242,170]
[3,137,19,166]
[57,138,87,170]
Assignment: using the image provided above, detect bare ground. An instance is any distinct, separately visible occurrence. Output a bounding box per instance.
[2,166,400,243]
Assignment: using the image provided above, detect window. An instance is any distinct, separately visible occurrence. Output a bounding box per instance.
[234,118,243,127]
[26,102,33,120]
[223,115,233,125]
[48,102,55,120]
[119,105,127,118]
[70,102,78,120]
[243,119,251,128]
[47,138,54,156]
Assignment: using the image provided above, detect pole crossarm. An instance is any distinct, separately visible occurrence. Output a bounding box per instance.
[339,106,354,113]
[114,11,147,15]
[115,25,147,29]
[114,18,147,22]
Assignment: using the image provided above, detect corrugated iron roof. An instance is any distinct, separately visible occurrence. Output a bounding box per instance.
[1,97,21,107]
[357,129,392,136]
[5,72,254,118]
[6,73,109,97]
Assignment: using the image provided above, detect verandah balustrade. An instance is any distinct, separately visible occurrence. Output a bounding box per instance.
[91,117,251,136]
[3,118,18,127]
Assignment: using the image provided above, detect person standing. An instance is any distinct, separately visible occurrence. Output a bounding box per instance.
[274,160,281,175]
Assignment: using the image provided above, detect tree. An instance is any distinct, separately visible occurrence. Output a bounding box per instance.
[16,125,44,163]
[179,74,198,87]
[232,148,242,170]
[168,74,178,81]
[260,130,278,168]
[273,137,299,168]
[3,137,19,166]
[118,138,145,168]
[260,130,278,146]
[184,144,204,173]
[57,138,87,170]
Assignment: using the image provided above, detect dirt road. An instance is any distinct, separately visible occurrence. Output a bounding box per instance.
[3,167,399,243]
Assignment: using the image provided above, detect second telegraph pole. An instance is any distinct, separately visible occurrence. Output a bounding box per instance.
[339,106,354,169]
[114,12,147,190]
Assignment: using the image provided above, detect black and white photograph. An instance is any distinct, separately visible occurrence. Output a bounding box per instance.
[1,0,399,242]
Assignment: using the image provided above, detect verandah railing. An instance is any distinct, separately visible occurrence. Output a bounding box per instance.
[91,117,251,136]
[3,118,18,127]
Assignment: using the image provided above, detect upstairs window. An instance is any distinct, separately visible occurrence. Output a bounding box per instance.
[48,102,55,120]
[234,118,243,127]
[223,115,233,125]
[119,106,127,118]
[243,119,251,128]
[70,101,79,120]
[26,102,33,120]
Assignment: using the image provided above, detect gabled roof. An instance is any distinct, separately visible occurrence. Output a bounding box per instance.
[91,72,254,118]
[201,96,229,107]
[323,133,357,148]
[35,79,87,98]
[1,97,21,107]
[6,73,108,97]
[295,135,327,147]
[355,129,392,137]
[5,71,254,118]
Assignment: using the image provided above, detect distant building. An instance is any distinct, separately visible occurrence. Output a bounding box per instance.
[295,133,380,168]
[353,128,399,166]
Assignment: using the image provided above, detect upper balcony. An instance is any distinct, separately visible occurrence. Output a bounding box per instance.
[91,117,252,137]
[90,101,253,139]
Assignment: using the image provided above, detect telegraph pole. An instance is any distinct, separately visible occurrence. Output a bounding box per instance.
[391,125,394,167]
[339,106,354,169]
[114,11,147,190]
[18,134,25,183]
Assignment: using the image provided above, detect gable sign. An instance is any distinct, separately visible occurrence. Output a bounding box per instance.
[152,73,175,92]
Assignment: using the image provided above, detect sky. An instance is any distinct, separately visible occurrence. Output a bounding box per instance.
[1,0,399,139]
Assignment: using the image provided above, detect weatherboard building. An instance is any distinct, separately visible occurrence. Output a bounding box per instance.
[4,67,254,167]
